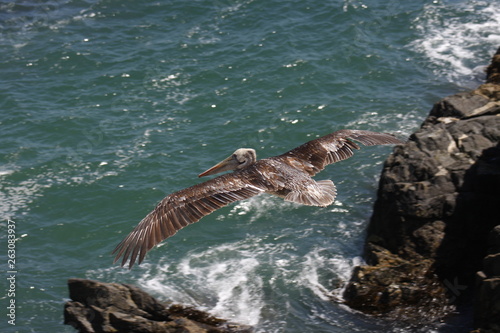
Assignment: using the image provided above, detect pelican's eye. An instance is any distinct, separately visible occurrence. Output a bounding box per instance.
[233,154,245,165]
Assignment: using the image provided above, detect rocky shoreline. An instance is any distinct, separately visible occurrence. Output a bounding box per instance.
[343,47,500,332]
[64,48,500,332]
[64,278,252,333]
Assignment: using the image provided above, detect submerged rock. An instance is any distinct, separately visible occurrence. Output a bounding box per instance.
[63,278,253,333]
[343,46,500,329]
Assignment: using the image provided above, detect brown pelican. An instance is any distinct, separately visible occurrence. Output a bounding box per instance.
[113,129,403,268]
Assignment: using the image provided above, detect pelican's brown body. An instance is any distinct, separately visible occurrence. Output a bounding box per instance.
[113,129,404,268]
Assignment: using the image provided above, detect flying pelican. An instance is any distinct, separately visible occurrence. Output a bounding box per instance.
[113,129,403,268]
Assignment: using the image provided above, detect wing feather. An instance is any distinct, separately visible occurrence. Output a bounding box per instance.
[112,172,268,268]
[281,129,403,176]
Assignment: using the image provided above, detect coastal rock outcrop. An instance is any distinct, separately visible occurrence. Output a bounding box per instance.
[64,278,252,333]
[343,46,500,330]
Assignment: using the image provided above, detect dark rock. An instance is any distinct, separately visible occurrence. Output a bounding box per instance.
[487,225,500,254]
[486,46,500,84]
[427,91,491,122]
[343,47,500,329]
[474,225,500,333]
[344,244,450,321]
[474,275,500,333]
[483,253,500,277]
[64,278,253,333]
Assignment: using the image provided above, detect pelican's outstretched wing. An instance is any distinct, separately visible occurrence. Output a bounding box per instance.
[113,173,268,268]
[280,129,403,176]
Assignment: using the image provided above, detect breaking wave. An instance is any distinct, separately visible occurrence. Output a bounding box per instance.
[412,1,500,87]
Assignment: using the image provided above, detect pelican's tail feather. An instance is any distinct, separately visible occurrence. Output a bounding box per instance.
[284,179,336,207]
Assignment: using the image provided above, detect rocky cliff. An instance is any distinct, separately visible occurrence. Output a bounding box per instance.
[343,47,500,332]
[64,279,252,333]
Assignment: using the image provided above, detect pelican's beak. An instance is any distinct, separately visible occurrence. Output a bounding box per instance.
[198,155,238,177]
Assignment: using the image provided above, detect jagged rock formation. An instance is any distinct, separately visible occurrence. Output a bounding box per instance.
[64,278,252,333]
[343,46,500,331]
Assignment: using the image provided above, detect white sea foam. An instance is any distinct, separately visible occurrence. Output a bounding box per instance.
[0,167,16,176]
[137,240,267,326]
[412,1,500,87]
[346,111,421,139]
[128,235,361,330]
[180,255,264,324]
[297,247,363,302]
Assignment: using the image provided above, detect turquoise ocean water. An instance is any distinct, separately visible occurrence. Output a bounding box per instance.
[1,1,499,332]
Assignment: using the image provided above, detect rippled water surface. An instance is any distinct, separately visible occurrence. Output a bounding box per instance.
[1,0,499,332]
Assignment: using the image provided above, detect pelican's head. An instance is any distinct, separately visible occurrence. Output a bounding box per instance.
[198,148,257,177]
